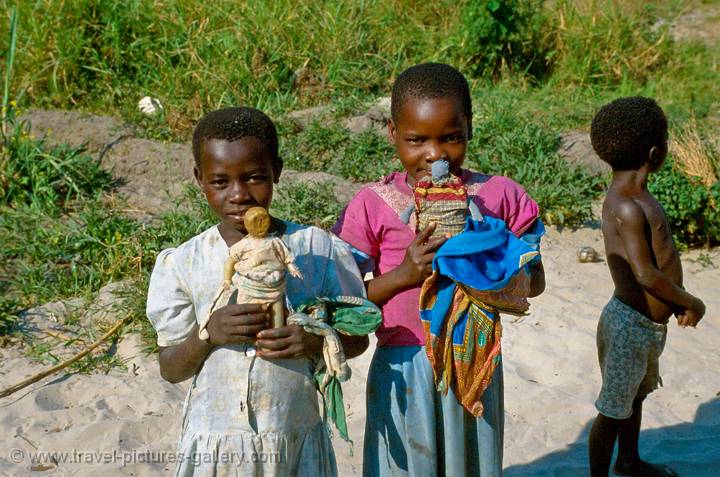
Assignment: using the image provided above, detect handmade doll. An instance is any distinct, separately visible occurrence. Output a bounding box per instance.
[198,207,302,341]
[400,159,483,238]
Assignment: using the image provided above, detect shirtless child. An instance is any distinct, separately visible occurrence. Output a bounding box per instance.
[587,97,706,477]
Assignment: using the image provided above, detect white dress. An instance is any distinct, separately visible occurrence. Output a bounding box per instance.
[146,222,365,477]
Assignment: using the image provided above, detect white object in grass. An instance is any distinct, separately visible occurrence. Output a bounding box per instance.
[138,96,163,115]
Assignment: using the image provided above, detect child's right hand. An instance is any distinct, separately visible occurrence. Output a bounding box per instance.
[205,303,270,345]
[398,223,447,287]
[677,297,706,328]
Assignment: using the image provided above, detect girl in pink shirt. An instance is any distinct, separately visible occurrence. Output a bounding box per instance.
[332,63,545,477]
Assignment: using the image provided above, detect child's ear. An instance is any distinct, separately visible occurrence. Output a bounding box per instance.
[387,119,397,145]
[273,157,283,184]
[193,165,202,185]
[648,144,667,169]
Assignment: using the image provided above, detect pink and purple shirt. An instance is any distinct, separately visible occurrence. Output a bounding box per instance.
[331,169,540,347]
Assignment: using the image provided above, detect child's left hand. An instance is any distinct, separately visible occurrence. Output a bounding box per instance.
[255,325,323,359]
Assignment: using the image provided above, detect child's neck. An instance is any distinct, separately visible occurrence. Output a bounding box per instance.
[611,166,650,194]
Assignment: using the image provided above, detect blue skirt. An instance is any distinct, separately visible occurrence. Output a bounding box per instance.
[363,345,504,477]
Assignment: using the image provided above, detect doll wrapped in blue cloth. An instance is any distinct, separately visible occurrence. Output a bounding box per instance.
[409,161,542,417]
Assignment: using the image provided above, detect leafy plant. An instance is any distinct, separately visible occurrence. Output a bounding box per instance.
[648,158,719,247]
[460,0,552,81]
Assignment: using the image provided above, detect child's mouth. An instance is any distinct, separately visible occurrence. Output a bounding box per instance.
[226,210,247,221]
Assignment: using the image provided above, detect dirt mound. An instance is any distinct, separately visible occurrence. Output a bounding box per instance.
[558,131,610,177]
[19,109,362,217]
[668,4,720,45]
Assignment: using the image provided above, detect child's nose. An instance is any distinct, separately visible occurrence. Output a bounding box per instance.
[228,182,250,202]
[426,142,447,162]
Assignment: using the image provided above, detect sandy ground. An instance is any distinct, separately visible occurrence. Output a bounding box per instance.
[1,225,719,477]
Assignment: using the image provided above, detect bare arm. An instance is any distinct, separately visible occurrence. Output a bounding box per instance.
[367,224,446,305]
[223,256,237,288]
[158,324,213,383]
[528,260,545,297]
[613,202,704,319]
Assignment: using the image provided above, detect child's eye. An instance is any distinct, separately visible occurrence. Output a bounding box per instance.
[445,134,465,143]
[211,179,228,188]
[406,137,423,144]
[247,175,269,184]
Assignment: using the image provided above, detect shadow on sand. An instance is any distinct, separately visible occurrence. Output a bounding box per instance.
[504,398,720,477]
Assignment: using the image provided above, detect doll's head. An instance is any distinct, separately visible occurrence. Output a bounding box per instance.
[244,207,271,237]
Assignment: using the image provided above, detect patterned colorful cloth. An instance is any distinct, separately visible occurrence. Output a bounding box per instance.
[290,296,382,442]
[419,215,540,417]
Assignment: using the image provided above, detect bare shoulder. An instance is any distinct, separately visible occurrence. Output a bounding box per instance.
[605,194,648,230]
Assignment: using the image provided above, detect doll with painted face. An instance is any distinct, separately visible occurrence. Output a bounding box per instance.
[199,206,302,340]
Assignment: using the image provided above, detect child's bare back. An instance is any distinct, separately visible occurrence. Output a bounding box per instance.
[602,186,683,324]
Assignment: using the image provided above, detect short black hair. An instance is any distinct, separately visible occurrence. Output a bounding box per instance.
[192,106,281,171]
[590,97,668,171]
[391,63,472,130]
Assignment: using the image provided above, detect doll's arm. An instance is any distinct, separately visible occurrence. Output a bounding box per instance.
[223,256,237,289]
[272,239,304,279]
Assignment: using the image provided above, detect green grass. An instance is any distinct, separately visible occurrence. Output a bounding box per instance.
[281,121,398,182]
[2,0,462,138]
[271,181,345,229]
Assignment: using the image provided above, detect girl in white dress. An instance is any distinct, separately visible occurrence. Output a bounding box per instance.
[147,107,368,477]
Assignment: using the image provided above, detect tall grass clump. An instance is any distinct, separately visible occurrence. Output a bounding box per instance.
[282,122,397,182]
[5,0,461,135]
[670,121,718,187]
[1,6,18,135]
[0,122,115,213]
[271,181,344,229]
[459,0,553,81]
[549,0,672,86]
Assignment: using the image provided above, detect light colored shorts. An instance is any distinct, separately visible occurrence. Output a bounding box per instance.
[595,297,667,419]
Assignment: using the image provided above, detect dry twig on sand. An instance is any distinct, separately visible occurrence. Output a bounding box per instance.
[0,314,132,399]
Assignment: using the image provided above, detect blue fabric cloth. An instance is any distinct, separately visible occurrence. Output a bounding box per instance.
[346,244,376,276]
[420,216,540,346]
[519,218,545,252]
[363,345,503,477]
[431,216,539,292]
